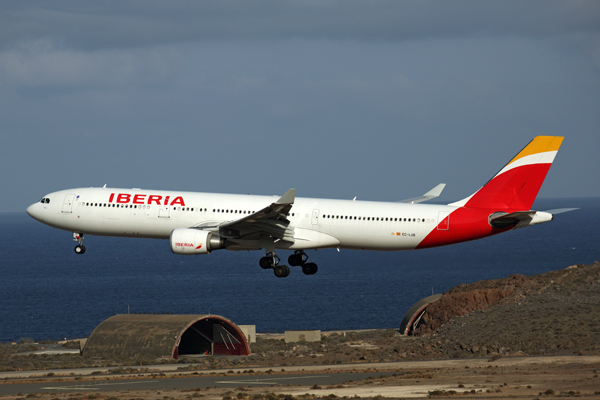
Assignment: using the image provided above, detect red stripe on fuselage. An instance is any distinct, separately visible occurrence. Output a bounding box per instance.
[464,163,551,210]
[416,207,512,249]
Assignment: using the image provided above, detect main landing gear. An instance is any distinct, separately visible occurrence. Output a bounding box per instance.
[258,250,318,278]
[289,250,318,275]
[73,232,86,254]
[259,252,290,278]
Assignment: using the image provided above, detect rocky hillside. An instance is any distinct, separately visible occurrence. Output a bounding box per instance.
[404,261,600,358]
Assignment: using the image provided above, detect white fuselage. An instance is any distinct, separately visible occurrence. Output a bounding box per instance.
[26,187,457,252]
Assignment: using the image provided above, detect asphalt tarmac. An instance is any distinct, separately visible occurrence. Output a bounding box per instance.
[0,371,391,396]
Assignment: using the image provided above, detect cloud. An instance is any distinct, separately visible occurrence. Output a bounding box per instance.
[0,38,182,89]
[1,1,599,51]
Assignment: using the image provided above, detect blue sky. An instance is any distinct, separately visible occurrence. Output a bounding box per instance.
[2,1,599,212]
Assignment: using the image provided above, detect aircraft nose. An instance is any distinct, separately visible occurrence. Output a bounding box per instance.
[26,203,43,221]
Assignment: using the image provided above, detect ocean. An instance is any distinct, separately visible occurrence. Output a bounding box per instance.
[1,197,598,343]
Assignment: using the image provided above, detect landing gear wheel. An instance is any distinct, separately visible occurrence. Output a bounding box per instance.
[259,257,272,269]
[302,262,318,275]
[74,245,86,254]
[288,253,302,266]
[274,265,290,278]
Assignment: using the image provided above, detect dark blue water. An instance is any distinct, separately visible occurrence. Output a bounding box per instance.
[1,198,598,342]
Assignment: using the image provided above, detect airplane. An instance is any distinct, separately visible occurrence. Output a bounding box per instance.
[27,136,571,278]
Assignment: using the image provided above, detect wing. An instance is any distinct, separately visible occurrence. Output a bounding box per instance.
[195,189,297,244]
[399,183,446,204]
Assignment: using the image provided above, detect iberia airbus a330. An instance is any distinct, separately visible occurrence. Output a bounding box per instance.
[27,136,570,278]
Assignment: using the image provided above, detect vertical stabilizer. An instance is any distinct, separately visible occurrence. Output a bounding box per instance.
[450,136,563,210]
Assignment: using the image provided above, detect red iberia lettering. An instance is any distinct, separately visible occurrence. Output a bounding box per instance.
[133,194,146,204]
[148,195,162,205]
[109,192,186,205]
[116,194,131,203]
[170,196,185,206]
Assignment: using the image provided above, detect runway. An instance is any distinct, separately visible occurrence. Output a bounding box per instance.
[0,371,392,396]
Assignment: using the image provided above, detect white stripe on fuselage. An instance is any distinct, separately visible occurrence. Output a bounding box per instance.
[30,188,457,251]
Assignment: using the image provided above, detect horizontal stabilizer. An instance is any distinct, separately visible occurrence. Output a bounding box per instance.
[489,210,554,229]
[400,183,446,204]
[543,208,579,215]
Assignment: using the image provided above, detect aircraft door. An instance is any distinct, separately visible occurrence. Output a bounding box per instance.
[62,194,76,213]
[158,205,170,218]
[311,209,320,225]
[437,211,450,230]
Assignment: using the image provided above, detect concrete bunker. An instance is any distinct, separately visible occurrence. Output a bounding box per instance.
[399,294,442,335]
[82,314,249,359]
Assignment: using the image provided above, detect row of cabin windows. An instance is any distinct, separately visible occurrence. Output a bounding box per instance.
[322,215,428,223]
[76,203,426,222]
[79,202,208,212]
[214,209,257,214]
[77,202,267,215]
[81,202,152,209]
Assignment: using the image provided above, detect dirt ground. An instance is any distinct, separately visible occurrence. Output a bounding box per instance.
[0,356,598,399]
[2,262,599,399]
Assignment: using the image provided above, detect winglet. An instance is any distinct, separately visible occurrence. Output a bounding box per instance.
[400,183,446,204]
[276,188,296,205]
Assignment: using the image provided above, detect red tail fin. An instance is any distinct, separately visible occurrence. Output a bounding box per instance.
[451,136,563,210]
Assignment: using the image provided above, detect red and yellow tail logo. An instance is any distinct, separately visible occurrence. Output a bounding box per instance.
[454,136,563,210]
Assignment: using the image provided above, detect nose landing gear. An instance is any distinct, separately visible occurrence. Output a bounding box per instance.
[73,232,86,254]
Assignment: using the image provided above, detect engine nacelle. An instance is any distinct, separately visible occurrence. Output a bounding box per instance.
[170,228,224,255]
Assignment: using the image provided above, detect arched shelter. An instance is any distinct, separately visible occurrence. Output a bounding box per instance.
[399,294,442,335]
[82,314,249,359]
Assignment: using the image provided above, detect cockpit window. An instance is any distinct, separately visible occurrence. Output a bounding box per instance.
[40,198,50,204]
[46,198,50,204]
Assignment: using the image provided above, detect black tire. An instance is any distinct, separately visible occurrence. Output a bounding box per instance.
[274,265,290,278]
[259,257,271,269]
[74,245,86,254]
[302,262,318,275]
[288,253,302,266]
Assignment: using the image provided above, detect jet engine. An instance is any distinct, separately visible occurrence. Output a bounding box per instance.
[170,228,224,255]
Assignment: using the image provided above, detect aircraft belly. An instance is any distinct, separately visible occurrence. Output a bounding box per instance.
[283,228,340,250]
